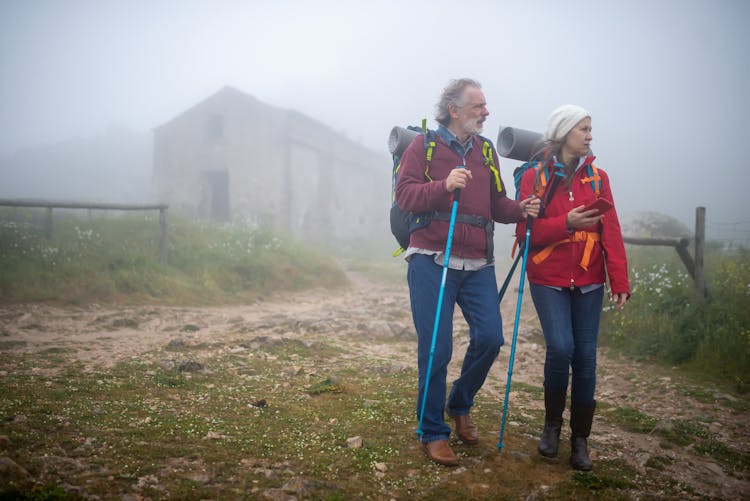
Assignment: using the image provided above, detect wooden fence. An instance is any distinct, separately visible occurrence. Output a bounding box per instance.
[0,199,169,266]
[623,207,707,300]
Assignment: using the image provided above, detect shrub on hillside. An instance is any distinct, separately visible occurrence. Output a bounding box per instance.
[0,211,347,304]
[601,247,750,393]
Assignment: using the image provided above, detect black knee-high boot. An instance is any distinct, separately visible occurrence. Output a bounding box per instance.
[538,387,567,458]
[570,401,596,471]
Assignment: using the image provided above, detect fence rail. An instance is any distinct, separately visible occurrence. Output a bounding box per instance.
[622,207,707,300]
[0,198,169,265]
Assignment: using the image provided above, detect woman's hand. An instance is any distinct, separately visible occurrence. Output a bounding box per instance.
[445,168,473,192]
[611,292,628,310]
[519,196,541,218]
[566,205,603,229]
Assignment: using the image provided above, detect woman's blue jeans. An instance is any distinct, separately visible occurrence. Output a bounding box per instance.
[407,253,504,443]
[529,283,603,406]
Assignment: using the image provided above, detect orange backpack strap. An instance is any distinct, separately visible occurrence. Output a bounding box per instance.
[533,162,548,198]
[579,163,601,197]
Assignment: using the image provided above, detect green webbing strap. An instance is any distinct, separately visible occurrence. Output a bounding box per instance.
[392,162,401,203]
[425,142,435,164]
[423,121,435,181]
[482,141,503,193]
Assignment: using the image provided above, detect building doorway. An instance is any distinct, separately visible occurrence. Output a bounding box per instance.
[202,170,229,221]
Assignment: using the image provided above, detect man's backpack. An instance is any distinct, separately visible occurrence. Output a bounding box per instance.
[389,125,433,253]
[389,122,504,256]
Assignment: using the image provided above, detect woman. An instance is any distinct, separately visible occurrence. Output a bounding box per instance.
[515,104,630,470]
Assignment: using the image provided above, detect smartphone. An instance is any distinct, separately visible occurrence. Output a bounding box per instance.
[583,198,614,215]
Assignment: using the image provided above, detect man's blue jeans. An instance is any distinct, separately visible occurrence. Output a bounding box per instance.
[529,283,604,406]
[407,253,504,443]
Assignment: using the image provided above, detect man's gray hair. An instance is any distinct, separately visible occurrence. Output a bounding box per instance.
[435,78,482,126]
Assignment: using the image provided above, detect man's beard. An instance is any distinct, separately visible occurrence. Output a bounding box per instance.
[463,119,484,136]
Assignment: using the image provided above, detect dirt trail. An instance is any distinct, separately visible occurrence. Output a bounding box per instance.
[1,268,748,499]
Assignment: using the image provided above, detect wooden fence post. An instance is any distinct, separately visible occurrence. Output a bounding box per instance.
[674,238,695,279]
[159,207,168,266]
[694,206,706,300]
[621,206,710,300]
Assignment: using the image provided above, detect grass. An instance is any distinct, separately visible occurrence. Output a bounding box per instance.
[337,254,407,285]
[695,439,750,475]
[0,210,348,304]
[600,245,750,393]
[1,210,748,499]
[0,331,712,500]
[651,417,750,476]
[599,405,658,434]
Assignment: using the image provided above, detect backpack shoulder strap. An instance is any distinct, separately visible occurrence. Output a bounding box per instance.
[512,162,532,200]
[527,160,565,202]
[422,128,437,181]
[478,136,503,194]
[545,161,566,201]
[580,162,601,197]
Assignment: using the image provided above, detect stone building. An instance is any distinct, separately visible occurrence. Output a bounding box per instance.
[152,86,389,244]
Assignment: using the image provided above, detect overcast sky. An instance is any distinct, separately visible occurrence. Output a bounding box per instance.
[1,0,747,232]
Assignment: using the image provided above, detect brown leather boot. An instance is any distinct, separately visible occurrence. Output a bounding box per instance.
[422,439,459,466]
[452,414,479,445]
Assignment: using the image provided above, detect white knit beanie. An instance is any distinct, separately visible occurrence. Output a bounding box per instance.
[544,104,590,141]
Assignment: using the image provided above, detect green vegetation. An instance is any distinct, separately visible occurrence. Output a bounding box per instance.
[600,245,750,393]
[1,210,747,499]
[1,339,700,500]
[653,418,750,475]
[0,210,347,304]
[599,405,658,434]
[0,484,83,501]
[571,462,633,491]
[338,254,406,285]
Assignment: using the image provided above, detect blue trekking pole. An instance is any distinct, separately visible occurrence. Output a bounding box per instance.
[497,215,532,454]
[497,250,523,302]
[417,166,463,439]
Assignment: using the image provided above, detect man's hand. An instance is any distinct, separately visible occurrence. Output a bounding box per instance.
[519,196,541,218]
[445,168,473,192]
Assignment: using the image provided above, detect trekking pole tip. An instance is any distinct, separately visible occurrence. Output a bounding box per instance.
[496,442,504,454]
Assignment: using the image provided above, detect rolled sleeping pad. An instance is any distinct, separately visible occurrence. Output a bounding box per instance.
[388,126,420,157]
[496,126,544,162]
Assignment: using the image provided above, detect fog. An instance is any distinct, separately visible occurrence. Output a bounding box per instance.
[1,0,748,244]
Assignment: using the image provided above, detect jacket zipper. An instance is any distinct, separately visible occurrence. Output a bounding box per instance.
[569,175,576,290]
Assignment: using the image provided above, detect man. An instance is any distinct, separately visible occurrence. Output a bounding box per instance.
[395,78,539,466]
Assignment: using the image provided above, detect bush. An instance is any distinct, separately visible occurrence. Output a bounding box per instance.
[0,210,348,304]
[601,246,750,392]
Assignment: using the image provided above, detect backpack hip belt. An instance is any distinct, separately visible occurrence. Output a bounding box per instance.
[531,231,600,271]
[426,211,495,262]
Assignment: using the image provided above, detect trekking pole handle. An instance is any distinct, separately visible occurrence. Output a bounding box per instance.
[451,165,465,203]
[523,194,534,230]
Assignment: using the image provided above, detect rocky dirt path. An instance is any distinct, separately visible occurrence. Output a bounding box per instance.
[1,268,748,499]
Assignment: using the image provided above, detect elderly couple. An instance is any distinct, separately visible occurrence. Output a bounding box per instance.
[395,78,630,470]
